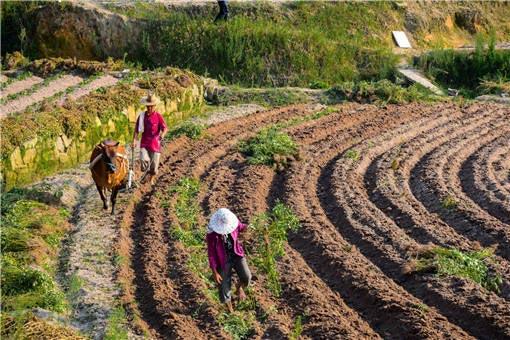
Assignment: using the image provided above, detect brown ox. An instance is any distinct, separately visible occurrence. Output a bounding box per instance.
[89,140,129,214]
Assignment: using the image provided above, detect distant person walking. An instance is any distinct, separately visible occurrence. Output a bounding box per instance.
[132,93,168,185]
[207,208,252,313]
[215,0,229,22]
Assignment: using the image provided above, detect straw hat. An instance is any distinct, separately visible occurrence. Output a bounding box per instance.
[208,208,239,235]
[140,93,160,106]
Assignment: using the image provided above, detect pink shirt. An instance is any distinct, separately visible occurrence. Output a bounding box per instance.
[207,223,247,271]
[136,111,167,153]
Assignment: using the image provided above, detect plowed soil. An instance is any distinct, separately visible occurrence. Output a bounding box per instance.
[122,102,510,339]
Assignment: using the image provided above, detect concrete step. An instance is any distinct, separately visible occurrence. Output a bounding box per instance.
[397,67,444,95]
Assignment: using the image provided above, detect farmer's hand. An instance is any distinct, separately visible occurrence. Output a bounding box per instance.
[213,271,223,285]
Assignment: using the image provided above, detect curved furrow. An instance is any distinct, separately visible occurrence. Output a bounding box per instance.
[237,164,381,339]
[281,104,471,338]
[324,107,510,338]
[130,105,323,337]
[491,147,510,195]
[365,107,510,299]
[460,133,510,224]
[410,109,510,260]
[197,131,380,338]
[131,140,209,339]
[196,152,294,338]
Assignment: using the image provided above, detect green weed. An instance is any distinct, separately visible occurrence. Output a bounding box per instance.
[238,126,298,167]
[166,121,205,140]
[104,306,128,340]
[169,177,201,242]
[345,149,360,161]
[415,246,503,293]
[218,312,255,340]
[251,202,300,296]
[441,195,458,210]
[289,315,304,340]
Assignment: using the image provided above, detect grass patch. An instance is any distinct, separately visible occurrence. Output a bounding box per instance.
[105,1,399,87]
[414,246,502,293]
[104,305,129,340]
[251,202,301,296]
[0,197,70,314]
[166,121,205,141]
[0,189,81,337]
[238,126,299,169]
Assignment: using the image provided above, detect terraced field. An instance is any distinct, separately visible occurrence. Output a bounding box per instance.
[123,102,510,339]
[0,71,119,118]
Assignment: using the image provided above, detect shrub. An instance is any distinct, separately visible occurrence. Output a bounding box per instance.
[166,121,205,140]
[414,246,502,293]
[238,126,299,168]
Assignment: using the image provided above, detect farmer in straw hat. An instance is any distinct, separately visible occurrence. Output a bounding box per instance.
[207,208,252,313]
[132,93,168,185]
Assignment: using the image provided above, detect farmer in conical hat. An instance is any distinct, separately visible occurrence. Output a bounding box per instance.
[207,208,252,313]
[132,93,168,185]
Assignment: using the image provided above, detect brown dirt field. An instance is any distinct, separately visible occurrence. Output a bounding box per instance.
[120,102,510,339]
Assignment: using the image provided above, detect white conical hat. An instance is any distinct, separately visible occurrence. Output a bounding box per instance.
[208,208,239,235]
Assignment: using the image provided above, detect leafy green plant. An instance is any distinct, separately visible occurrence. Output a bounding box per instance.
[415,246,503,293]
[167,121,205,140]
[251,202,300,296]
[218,312,255,340]
[238,126,298,167]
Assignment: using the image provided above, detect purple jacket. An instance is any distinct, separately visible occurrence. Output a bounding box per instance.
[207,223,247,271]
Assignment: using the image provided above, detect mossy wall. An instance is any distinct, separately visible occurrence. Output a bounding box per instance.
[2,84,203,190]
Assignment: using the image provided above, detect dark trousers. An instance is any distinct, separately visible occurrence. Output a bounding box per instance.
[215,1,229,22]
[219,256,251,303]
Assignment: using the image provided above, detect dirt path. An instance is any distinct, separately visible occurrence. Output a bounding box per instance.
[0,74,83,117]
